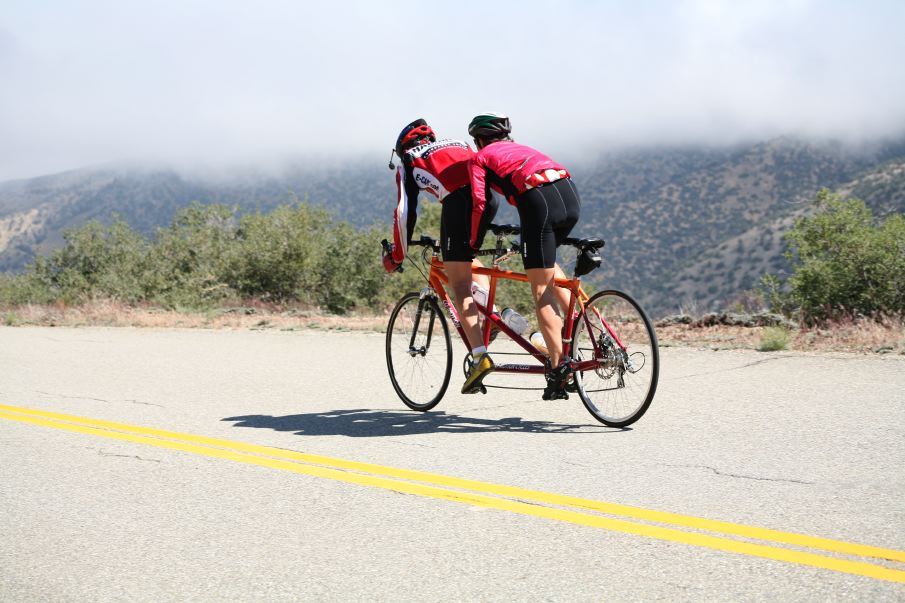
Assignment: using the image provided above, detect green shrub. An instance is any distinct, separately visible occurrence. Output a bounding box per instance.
[758,326,791,351]
[231,204,331,303]
[0,195,557,316]
[0,272,49,305]
[144,203,242,308]
[317,222,386,314]
[23,217,151,304]
[765,190,905,324]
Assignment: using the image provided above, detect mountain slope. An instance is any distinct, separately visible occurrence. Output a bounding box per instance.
[1,138,903,315]
[570,138,905,313]
[662,157,905,311]
[0,164,393,271]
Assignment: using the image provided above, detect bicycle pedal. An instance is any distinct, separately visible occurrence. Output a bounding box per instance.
[542,386,569,401]
[462,383,488,395]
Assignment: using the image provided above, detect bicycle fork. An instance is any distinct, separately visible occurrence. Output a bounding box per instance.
[408,294,438,357]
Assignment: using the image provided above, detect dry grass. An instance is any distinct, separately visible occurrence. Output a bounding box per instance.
[790,317,905,354]
[3,302,904,355]
[657,317,905,354]
[1,301,389,332]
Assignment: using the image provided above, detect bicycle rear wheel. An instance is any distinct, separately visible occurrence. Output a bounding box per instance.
[572,290,659,427]
[386,292,452,411]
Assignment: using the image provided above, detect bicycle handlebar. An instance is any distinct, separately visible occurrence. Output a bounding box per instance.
[405,236,512,256]
[384,224,604,258]
[407,235,439,249]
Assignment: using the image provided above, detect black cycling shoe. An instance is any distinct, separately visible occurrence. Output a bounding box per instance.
[564,374,579,393]
[542,362,572,401]
[542,382,569,401]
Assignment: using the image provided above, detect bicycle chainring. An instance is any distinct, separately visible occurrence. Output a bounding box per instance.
[463,354,474,378]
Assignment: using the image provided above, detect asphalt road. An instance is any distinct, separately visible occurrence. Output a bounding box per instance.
[1,326,904,601]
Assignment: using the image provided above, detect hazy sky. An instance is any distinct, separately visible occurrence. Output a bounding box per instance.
[1,0,904,181]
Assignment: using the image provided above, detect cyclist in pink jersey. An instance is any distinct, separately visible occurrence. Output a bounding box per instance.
[384,119,500,389]
[464,113,581,400]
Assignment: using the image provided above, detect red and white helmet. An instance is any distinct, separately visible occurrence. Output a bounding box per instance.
[394,118,435,156]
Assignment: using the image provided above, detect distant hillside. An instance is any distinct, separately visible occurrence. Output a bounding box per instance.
[0,163,394,272]
[661,156,905,312]
[569,138,905,313]
[1,138,903,315]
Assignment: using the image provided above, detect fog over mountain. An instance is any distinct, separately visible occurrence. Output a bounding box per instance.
[3,2,904,314]
[2,136,903,315]
[2,1,904,182]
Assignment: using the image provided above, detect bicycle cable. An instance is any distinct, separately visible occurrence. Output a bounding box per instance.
[483,385,546,391]
[465,350,550,391]
[405,251,431,284]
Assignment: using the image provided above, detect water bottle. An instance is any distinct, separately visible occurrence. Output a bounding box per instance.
[471,282,488,307]
[529,331,549,355]
[500,308,529,335]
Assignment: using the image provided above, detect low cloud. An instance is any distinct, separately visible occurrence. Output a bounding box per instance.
[1,0,903,180]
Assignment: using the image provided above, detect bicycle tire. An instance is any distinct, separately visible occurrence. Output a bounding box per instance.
[386,292,452,411]
[572,289,659,427]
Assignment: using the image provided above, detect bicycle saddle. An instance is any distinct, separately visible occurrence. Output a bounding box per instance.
[563,237,605,251]
[489,223,521,236]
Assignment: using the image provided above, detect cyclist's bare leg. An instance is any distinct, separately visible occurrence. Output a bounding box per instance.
[527,266,564,368]
[445,261,483,350]
[471,258,490,291]
[552,263,570,316]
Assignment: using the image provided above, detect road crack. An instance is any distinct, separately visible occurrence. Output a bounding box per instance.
[383,440,435,448]
[560,459,595,469]
[465,400,532,412]
[97,450,162,463]
[665,463,814,485]
[122,399,165,408]
[667,354,794,381]
[35,390,164,408]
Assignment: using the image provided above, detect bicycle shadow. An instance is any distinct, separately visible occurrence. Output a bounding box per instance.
[222,408,628,437]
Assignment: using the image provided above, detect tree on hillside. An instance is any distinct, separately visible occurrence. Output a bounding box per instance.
[766,189,905,323]
[28,217,150,304]
[0,195,562,318]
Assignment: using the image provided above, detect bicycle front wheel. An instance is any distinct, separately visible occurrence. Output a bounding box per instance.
[386,292,452,411]
[572,290,659,427]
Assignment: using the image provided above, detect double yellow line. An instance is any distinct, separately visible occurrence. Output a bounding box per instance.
[2,402,904,584]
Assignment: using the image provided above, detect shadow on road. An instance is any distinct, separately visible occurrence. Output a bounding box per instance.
[222,408,627,437]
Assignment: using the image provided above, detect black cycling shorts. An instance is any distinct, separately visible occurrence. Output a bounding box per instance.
[440,186,498,262]
[516,178,581,269]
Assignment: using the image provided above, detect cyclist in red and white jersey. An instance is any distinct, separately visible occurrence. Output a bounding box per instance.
[384,119,499,390]
[464,112,581,400]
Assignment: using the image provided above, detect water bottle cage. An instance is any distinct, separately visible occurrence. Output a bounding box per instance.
[492,240,520,267]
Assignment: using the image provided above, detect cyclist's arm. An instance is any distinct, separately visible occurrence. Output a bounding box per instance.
[391,163,421,263]
[468,157,489,249]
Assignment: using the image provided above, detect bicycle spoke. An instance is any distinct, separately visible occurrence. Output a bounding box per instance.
[573,290,659,427]
[386,293,452,411]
